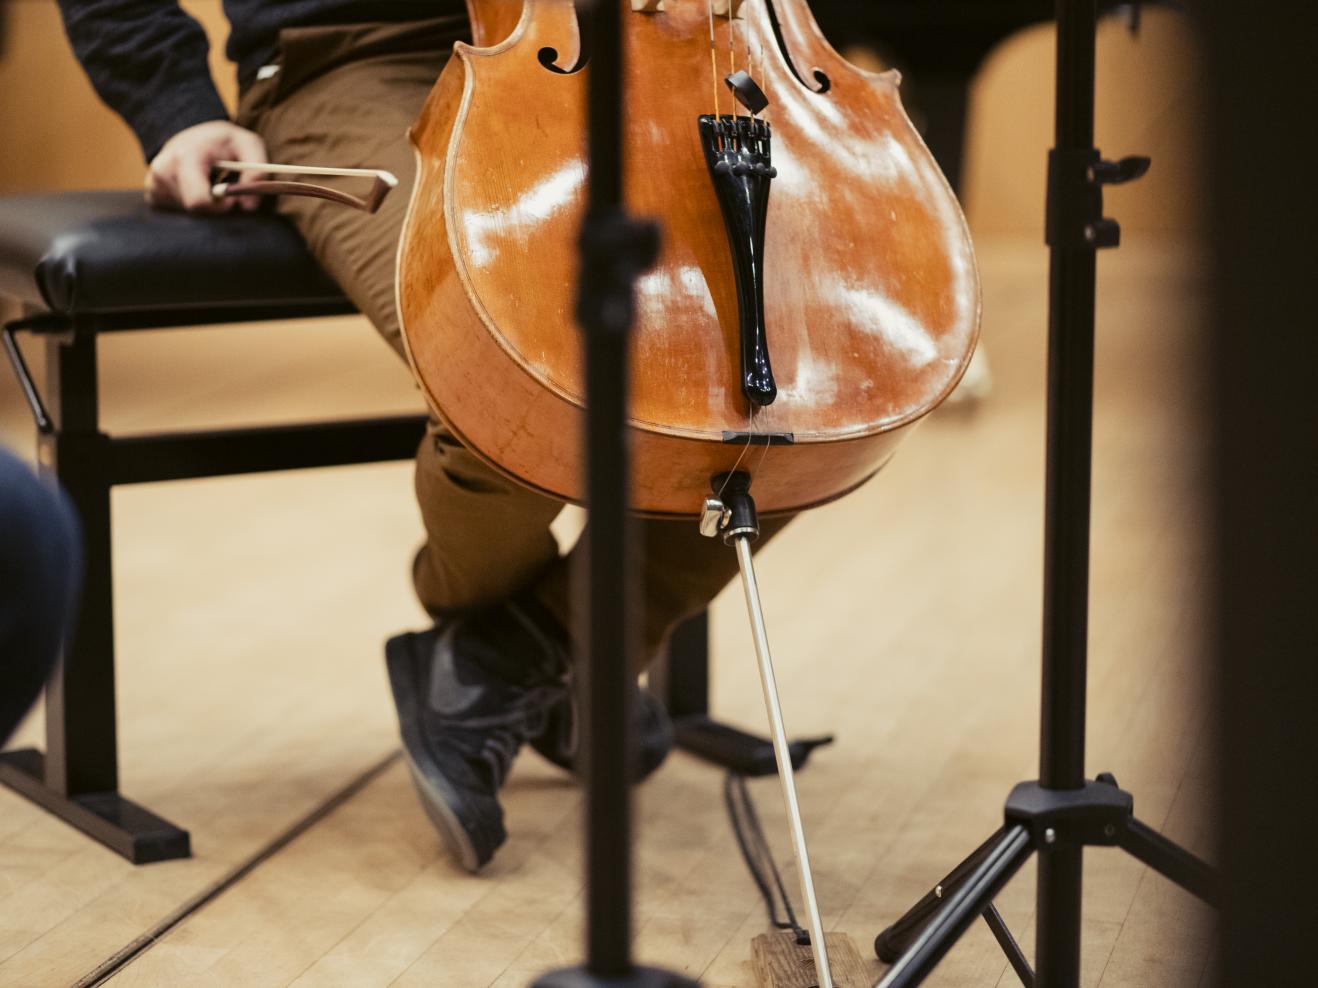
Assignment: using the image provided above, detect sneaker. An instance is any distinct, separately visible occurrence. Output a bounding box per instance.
[530,682,674,781]
[386,597,676,870]
[385,601,567,872]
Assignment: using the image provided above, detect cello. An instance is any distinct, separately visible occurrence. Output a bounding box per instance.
[395,0,980,518]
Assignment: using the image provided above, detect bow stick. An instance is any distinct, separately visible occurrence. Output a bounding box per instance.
[210,161,398,214]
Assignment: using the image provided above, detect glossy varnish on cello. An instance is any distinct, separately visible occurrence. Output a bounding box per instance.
[397,0,980,516]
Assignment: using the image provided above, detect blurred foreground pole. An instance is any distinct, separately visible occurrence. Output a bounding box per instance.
[532,2,694,985]
[1208,2,1318,986]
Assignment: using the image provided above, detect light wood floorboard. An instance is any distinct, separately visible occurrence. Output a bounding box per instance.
[0,239,1214,986]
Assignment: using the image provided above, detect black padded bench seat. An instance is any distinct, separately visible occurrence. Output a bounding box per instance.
[0,190,727,866]
[0,190,427,863]
[0,190,347,318]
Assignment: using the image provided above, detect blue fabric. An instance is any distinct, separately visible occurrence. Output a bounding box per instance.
[55,1,463,160]
[0,447,81,745]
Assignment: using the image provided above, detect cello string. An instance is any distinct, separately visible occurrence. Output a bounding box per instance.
[708,0,721,121]
[728,2,736,84]
[753,429,772,480]
[750,401,770,478]
[713,402,758,502]
[744,404,771,491]
[716,425,757,502]
[749,18,757,114]
[759,30,767,120]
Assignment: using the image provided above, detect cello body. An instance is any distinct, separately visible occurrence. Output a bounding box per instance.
[397,0,980,517]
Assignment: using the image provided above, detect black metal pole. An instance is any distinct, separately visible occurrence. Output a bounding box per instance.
[1036,1,1097,984]
[582,0,634,975]
[533,3,689,986]
[1040,0,1095,802]
[869,7,1213,987]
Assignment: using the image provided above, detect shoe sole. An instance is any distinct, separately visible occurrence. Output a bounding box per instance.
[386,638,484,874]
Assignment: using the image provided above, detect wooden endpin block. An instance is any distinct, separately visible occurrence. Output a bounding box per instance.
[750,931,870,988]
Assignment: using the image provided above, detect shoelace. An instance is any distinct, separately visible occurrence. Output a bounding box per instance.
[478,727,522,790]
[443,683,565,790]
[432,682,565,732]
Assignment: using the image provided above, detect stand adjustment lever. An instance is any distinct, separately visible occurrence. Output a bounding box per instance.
[1090,155,1150,185]
[1045,148,1150,250]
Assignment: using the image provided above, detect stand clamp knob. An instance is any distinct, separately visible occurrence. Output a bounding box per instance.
[1046,148,1150,251]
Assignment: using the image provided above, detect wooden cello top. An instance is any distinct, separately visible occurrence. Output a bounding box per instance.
[398,0,980,514]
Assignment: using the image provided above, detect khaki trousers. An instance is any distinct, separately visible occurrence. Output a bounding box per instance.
[238,19,790,666]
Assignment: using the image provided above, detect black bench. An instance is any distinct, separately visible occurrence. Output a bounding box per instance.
[0,191,772,866]
[0,192,429,862]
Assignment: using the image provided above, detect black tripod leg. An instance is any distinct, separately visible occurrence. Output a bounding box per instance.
[1035,844,1083,988]
[875,827,1008,962]
[1120,816,1221,907]
[983,903,1035,988]
[877,826,1034,988]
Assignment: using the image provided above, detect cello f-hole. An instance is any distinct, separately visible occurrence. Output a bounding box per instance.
[538,1,592,75]
[763,0,832,95]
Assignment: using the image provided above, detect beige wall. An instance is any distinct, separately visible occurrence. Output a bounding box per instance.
[0,2,1201,236]
[0,0,233,192]
[962,8,1204,237]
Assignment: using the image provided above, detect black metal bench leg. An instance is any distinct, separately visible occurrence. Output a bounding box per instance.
[652,611,710,720]
[0,325,190,863]
[654,612,832,778]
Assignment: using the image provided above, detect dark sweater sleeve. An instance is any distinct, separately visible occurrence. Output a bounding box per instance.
[56,0,231,162]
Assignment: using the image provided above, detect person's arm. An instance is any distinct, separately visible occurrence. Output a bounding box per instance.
[57,0,228,161]
[56,0,267,212]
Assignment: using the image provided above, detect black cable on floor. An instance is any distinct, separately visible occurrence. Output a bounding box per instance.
[724,770,810,945]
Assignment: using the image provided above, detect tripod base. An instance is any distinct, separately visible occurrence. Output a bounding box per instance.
[531,966,700,988]
[873,828,1010,964]
[872,776,1219,988]
[751,931,870,988]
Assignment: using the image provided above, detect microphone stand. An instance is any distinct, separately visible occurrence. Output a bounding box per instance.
[533,2,697,986]
[869,2,1218,986]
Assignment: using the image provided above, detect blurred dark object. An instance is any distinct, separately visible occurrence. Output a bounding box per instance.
[1206,1,1318,986]
[811,0,1155,192]
[0,445,80,745]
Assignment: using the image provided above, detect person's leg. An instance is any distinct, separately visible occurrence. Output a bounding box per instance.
[235,22,669,872]
[534,513,794,672]
[0,447,80,745]
[235,21,789,868]
[238,18,795,655]
[237,19,564,618]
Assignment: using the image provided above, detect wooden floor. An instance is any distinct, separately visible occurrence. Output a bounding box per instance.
[0,239,1215,987]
